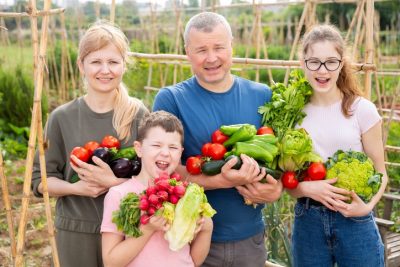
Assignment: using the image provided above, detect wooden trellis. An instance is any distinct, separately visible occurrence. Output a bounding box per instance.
[0,0,64,265]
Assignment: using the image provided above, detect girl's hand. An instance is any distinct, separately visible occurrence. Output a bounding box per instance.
[299,178,350,211]
[70,155,119,188]
[333,191,373,217]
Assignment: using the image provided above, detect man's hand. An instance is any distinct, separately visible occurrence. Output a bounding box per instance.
[220,154,264,187]
[236,174,283,203]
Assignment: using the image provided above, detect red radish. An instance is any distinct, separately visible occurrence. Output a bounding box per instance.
[156,180,170,191]
[170,172,182,181]
[169,195,179,204]
[146,186,157,197]
[173,185,186,197]
[139,194,148,201]
[140,214,150,225]
[147,206,156,216]
[148,194,159,205]
[157,191,169,202]
[139,199,150,211]
[154,202,163,210]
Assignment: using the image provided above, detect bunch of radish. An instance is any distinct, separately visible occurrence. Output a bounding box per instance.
[138,172,188,225]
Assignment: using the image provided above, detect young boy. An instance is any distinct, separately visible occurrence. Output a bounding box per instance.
[101,111,213,267]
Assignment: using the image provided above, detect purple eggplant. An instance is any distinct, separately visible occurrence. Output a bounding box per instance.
[110,158,133,178]
[129,158,141,176]
[92,147,111,163]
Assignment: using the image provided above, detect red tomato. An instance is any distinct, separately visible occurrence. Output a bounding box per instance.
[307,162,327,180]
[303,176,313,182]
[70,146,90,166]
[83,141,100,157]
[186,156,204,175]
[211,129,229,144]
[201,143,212,156]
[101,135,120,149]
[257,126,274,135]
[202,143,227,160]
[282,171,299,189]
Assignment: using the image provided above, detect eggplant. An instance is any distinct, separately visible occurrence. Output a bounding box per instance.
[129,158,141,176]
[92,147,111,163]
[110,158,133,178]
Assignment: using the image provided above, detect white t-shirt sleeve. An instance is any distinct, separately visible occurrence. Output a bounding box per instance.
[355,97,381,134]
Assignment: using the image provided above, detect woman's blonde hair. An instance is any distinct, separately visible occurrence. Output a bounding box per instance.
[300,24,363,117]
[78,21,142,142]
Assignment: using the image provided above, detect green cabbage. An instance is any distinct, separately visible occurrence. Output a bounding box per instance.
[164,183,216,251]
[278,128,322,171]
[325,150,382,202]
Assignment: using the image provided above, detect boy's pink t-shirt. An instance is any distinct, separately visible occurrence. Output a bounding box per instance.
[101,179,194,267]
[298,97,381,161]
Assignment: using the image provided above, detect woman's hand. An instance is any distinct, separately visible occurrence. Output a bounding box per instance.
[72,180,108,198]
[333,191,373,217]
[70,155,119,188]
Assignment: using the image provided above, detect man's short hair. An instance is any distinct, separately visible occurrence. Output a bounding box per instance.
[184,12,233,46]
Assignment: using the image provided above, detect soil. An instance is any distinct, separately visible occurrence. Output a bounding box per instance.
[0,160,53,267]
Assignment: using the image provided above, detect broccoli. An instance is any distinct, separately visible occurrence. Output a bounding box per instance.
[325,150,382,202]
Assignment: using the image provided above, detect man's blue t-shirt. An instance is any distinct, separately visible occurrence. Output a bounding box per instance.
[153,76,272,242]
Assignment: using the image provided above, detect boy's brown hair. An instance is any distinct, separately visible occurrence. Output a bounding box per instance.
[137,111,184,144]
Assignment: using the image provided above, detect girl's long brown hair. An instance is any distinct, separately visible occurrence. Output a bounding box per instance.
[300,24,363,117]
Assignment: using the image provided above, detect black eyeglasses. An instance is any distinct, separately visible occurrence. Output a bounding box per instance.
[305,58,342,71]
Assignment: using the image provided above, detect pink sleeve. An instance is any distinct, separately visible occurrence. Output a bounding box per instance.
[356,98,381,134]
[101,189,124,236]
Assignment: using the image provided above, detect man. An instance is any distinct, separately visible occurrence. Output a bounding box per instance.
[153,12,282,267]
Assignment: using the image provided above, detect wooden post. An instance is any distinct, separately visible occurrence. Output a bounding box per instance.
[0,152,17,261]
[15,0,55,265]
[283,0,310,85]
[110,0,116,24]
[363,0,374,99]
[96,0,100,19]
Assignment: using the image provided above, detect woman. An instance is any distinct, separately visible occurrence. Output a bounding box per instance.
[289,24,387,267]
[31,21,148,266]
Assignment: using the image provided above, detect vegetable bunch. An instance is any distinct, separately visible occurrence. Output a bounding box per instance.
[69,135,141,183]
[325,150,383,202]
[258,70,313,140]
[112,175,216,251]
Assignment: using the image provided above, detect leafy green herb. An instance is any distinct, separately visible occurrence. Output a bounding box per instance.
[112,192,142,237]
[258,70,313,140]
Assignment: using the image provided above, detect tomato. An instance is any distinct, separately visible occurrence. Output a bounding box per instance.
[201,143,227,160]
[282,171,299,189]
[83,141,100,157]
[303,176,313,182]
[186,156,204,175]
[201,143,212,156]
[70,146,90,166]
[101,135,120,149]
[307,162,327,180]
[257,126,274,135]
[211,129,229,144]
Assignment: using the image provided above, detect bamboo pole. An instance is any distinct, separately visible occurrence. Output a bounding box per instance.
[95,0,100,19]
[382,79,400,146]
[128,52,376,71]
[0,8,64,18]
[15,0,53,264]
[283,0,310,84]
[37,105,60,266]
[60,14,68,102]
[110,0,116,24]
[345,1,363,42]
[0,152,17,261]
[363,0,374,99]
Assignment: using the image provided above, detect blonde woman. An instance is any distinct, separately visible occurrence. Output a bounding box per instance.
[32,21,148,266]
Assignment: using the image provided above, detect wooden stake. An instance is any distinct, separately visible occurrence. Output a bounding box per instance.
[37,105,60,266]
[15,0,53,264]
[363,0,374,99]
[0,152,17,261]
[110,0,116,24]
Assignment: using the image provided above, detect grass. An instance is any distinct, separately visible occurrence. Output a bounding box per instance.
[0,45,34,71]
